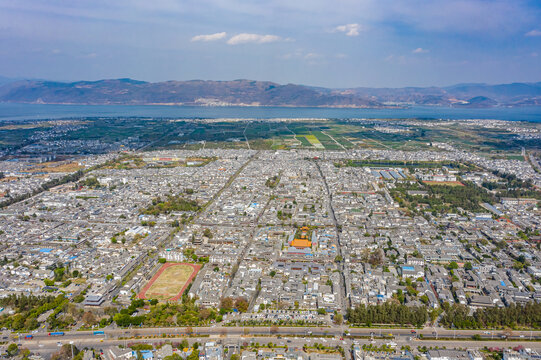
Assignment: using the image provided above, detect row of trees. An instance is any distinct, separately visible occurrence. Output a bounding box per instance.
[113,295,254,328]
[113,297,220,328]
[393,181,495,213]
[0,293,58,312]
[348,302,541,329]
[0,294,67,331]
[346,303,428,327]
[440,303,541,329]
[339,160,466,169]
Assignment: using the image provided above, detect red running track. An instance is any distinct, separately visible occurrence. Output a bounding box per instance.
[137,262,201,302]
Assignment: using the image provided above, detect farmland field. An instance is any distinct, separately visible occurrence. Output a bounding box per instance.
[1,117,538,153]
[138,263,200,301]
[300,134,325,149]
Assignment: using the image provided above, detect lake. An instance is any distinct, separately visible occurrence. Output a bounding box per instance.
[1,103,541,122]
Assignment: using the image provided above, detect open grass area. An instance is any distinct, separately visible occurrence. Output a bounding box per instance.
[139,263,199,301]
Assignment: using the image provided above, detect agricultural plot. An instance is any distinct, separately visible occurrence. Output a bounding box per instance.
[3,117,538,153]
[299,134,325,149]
[295,135,312,147]
[138,263,200,302]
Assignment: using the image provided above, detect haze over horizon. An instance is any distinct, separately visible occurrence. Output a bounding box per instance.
[3,76,541,91]
[1,0,541,88]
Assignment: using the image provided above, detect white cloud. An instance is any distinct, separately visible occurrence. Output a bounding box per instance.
[278,49,324,64]
[81,52,97,58]
[412,47,429,53]
[227,33,282,45]
[335,23,362,36]
[191,32,227,42]
[525,30,541,37]
[304,52,321,59]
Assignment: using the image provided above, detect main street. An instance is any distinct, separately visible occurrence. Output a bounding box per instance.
[11,329,541,360]
[13,325,541,343]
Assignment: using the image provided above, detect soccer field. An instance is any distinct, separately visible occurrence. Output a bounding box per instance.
[138,263,200,301]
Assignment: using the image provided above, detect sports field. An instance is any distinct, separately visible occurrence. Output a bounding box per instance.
[138,263,200,301]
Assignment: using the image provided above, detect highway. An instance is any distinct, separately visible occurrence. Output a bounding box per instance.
[10,328,541,360]
[11,325,541,343]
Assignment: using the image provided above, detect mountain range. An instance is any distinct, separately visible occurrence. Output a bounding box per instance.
[0,78,540,108]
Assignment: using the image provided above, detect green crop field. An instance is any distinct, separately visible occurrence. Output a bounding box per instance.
[1,117,539,154]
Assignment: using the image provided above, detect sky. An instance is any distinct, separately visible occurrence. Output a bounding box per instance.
[0,0,540,88]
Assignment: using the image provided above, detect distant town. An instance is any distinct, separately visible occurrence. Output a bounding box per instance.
[0,117,540,360]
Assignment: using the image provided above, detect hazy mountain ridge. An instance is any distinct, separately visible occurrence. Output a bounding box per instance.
[0,78,540,108]
[345,82,541,106]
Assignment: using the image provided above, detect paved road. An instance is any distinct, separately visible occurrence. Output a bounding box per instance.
[314,160,350,313]
[14,325,541,343]
[13,331,541,360]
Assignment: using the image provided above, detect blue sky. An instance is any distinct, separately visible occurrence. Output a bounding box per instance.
[0,0,540,87]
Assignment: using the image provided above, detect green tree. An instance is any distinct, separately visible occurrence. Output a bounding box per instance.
[187,350,199,360]
[235,298,249,313]
[220,297,234,312]
[7,343,18,357]
[51,344,79,360]
[82,311,97,326]
[164,354,183,360]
